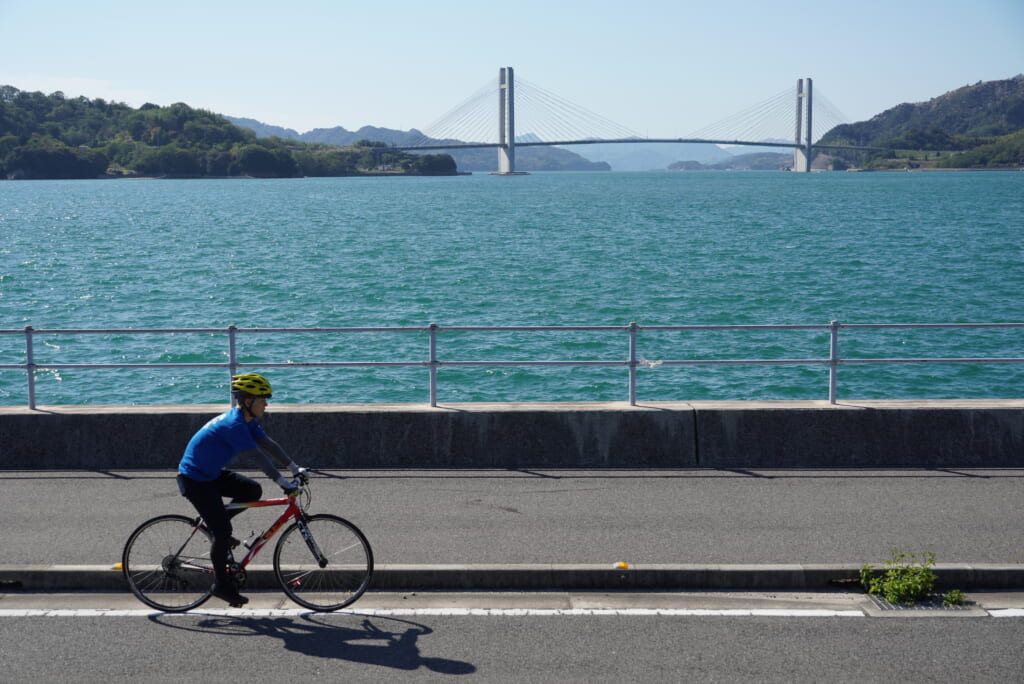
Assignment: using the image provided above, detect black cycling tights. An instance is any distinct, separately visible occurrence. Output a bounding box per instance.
[177,471,262,584]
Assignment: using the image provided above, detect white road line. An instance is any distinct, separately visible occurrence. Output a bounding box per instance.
[7,607,1022,618]
[354,608,868,617]
[0,608,866,617]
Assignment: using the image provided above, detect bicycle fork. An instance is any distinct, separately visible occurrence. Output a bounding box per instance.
[297,518,329,569]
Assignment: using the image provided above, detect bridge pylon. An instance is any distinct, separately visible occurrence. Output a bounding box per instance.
[494,66,527,175]
[793,78,813,172]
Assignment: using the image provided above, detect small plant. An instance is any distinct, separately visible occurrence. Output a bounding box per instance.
[942,589,966,607]
[860,549,937,605]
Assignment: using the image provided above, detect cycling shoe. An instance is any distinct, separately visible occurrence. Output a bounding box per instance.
[211,583,249,607]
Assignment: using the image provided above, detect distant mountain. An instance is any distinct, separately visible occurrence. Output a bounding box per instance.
[668,152,792,172]
[227,117,301,141]
[301,125,426,147]
[224,117,422,147]
[226,116,609,171]
[225,115,735,171]
[568,140,732,171]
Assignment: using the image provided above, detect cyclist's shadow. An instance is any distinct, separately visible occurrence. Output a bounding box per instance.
[150,613,476,675]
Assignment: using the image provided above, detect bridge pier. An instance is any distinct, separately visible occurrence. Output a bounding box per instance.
[793,78,813,172]
[494,66,527,175]
[793,147,809,173]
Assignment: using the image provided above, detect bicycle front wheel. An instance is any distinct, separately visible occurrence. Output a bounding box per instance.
[122,514,215,612]
[274,514,374,611]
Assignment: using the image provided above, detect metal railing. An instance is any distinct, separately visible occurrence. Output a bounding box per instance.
[1,322,1022,409]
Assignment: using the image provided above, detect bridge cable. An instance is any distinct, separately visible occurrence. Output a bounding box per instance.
[516,77,643,142]
[690,86,796,142]
[407,78,496,146]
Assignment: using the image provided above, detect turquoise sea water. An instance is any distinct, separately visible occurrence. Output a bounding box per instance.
[1,171,1022,405]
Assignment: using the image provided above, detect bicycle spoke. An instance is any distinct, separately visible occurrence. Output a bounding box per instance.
[122,515,215,612]
[273,514,373,611]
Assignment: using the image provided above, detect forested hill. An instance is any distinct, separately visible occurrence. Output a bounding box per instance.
[820,75,1024,169]
[0,86,456,179]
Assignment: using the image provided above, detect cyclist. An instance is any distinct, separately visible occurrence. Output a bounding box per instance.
[177,373,305,606]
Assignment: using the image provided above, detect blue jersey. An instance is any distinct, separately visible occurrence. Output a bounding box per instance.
[179,408,268,481]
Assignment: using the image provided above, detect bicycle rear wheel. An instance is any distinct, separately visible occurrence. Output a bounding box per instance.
[122,514,215,612]
[273,514,374,611]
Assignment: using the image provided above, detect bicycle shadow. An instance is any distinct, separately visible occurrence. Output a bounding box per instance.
[149,613,476,675]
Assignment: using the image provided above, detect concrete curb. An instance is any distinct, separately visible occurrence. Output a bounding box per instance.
[3,564,1023,592]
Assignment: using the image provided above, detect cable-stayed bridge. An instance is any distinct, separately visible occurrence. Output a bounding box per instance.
[394,67,882,173]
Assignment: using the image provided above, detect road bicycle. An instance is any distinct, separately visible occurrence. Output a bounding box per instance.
[121,475,373,612]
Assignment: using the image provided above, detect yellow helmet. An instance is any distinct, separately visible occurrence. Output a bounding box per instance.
[231,373,272,398]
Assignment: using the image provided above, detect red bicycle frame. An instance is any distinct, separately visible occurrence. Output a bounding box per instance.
[215,494,303,570]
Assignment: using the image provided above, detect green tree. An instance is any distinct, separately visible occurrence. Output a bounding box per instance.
[2,143,106,179]
[132,145,200,175]
[0,134,20,160]
[202,149,233,176]
[237,144,283,177]
[411,153,457,175]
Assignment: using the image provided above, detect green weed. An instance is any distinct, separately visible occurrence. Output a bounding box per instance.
[942,589,966,607]
[860,549,937,605]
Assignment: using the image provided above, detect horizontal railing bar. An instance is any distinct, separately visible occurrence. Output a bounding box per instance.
[429,326,629,332]
[659,357,1024,366]
[4,360,629,370]
[838,323,1024,330]
[233,327,428,334]
[4,323,1021,336]
[8,357,1023,372]
[0,362,430,370]
[0,327,429,335]
[240,361,428,368]
[640,324,829,332]
[835,357,1024,365]
[657,359,828,366]
[437,360,627,367]
[0,363,230,370]
[0,328,229,335]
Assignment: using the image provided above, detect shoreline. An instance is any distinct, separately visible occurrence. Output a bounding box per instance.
[846,166,1023,173]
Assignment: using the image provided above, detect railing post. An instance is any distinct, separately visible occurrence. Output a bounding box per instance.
[428,323,438,407]
[24,326,36,410]
[628,321,638,406]
[228,325,238,406]
[828,320,840,404]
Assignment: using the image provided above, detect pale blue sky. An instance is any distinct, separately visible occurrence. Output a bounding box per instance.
[1,0,1021,138]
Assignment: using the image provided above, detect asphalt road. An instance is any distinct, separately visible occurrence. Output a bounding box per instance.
[5,468,1023,568]
[4,466,1024,684]
[2,593,1023,683]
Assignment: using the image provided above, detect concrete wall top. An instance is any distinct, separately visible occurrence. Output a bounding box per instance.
[3,398,1022,417]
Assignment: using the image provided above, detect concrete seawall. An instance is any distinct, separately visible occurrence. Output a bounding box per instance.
[1,400,1021,469]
